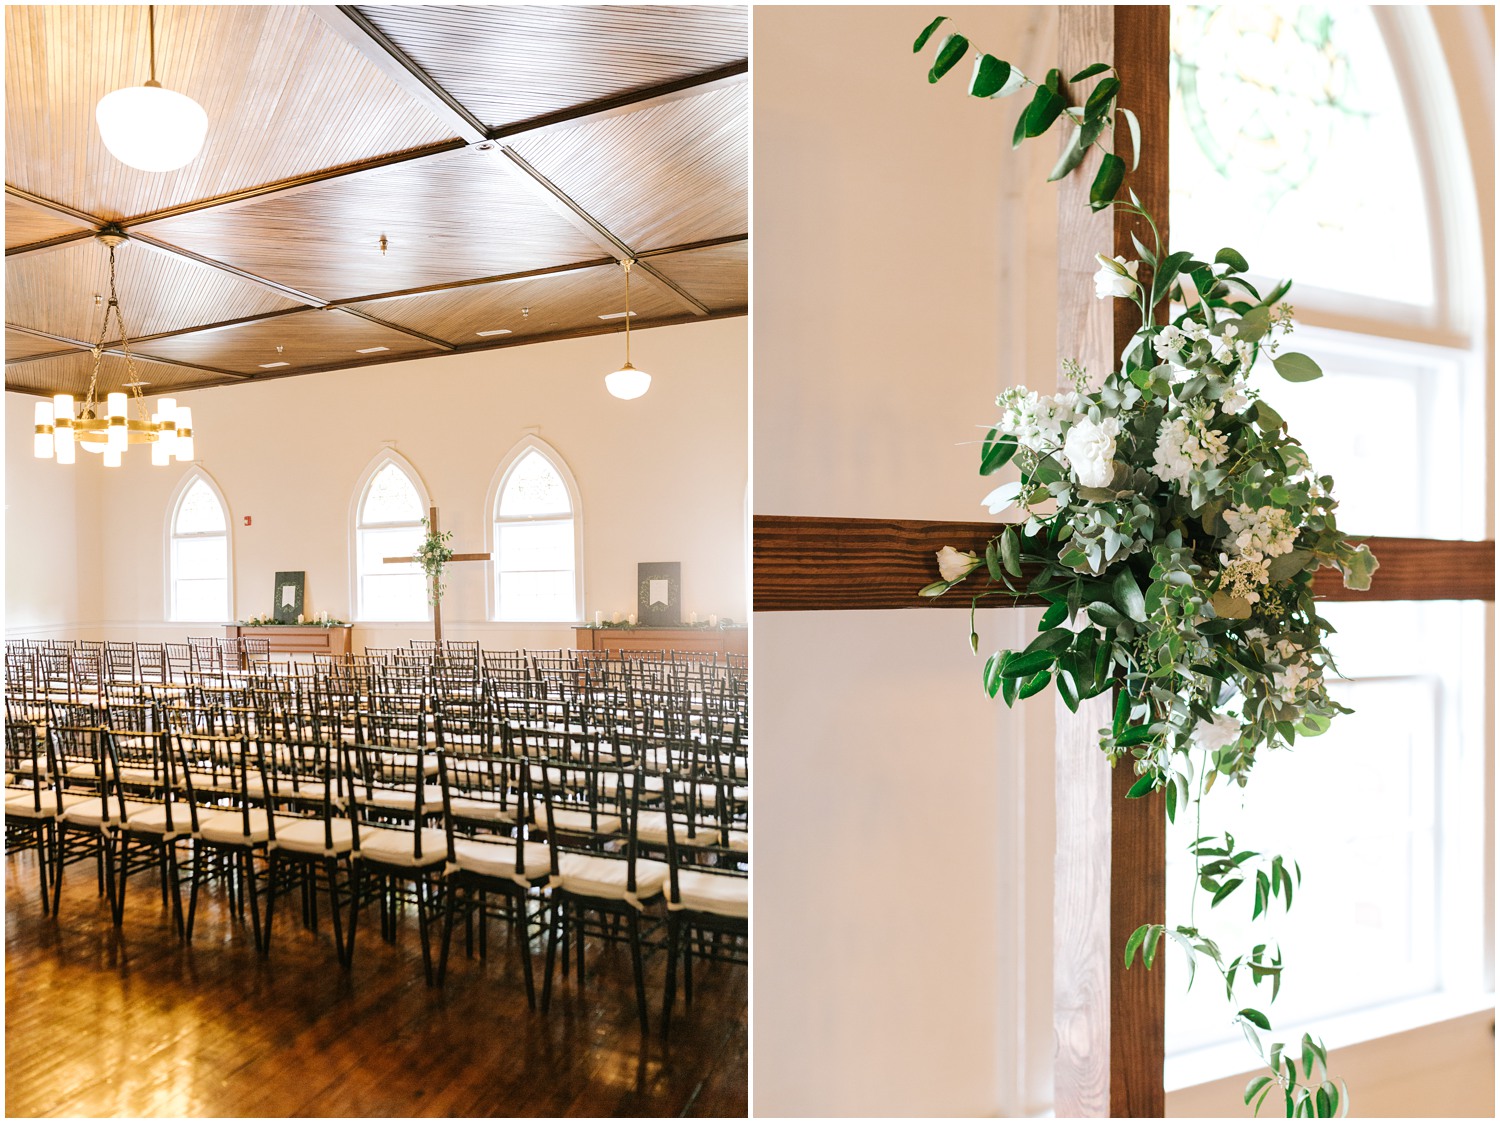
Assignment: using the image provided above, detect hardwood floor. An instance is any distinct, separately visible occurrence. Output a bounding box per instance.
[5,850,747,1117]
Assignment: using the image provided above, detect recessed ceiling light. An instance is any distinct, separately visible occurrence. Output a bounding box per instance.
[355,346,389,354]
[258,361,290,369]
[476,329,512,337]
[598,310,637,321]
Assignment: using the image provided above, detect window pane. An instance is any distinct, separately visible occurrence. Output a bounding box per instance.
[1171,5,1433,305]
[1166,600,1483,1054]
[360,573,427,622]
[498,450,571,517]
[174,578,227,622]
[361,462,423,525]
[356,525,424,620]
[496,521,573,572]
[175,479,226,534]
[174,536,226,580]
[498,570,575,622]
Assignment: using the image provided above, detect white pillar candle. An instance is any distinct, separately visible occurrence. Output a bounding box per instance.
[628,613,636,626]
[594,611,603,626]
[709,614,717,627]
[296,613,304,624]
[689,611,698,625]
[613,611,623,624]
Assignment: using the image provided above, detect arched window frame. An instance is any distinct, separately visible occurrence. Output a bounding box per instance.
[348,449,433,624]
[163,467,233,623]
[485,435,584,624]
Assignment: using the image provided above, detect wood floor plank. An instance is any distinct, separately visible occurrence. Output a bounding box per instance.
[6,852,746,1118]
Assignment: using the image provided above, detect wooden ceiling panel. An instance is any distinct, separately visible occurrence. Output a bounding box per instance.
[6,349,228,398]
[5,194,91,249]
[135,308,444,376]
[356,4,747,130]
[133,147,605,301]
[5,237,304,343]
[3,5,457,222]
[508,82,747,252]
[5,329,79,364]
[350,262,690,346]
[646,241,748,313]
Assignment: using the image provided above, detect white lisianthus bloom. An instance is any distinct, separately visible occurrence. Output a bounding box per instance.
[1152,324,1187,360]
[1191,711,1243,753]
[1092,254,1140,300]
[1062,416,1121,488]
[936,546,982,584]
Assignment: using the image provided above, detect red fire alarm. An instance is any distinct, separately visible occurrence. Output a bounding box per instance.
[243,516,252,527]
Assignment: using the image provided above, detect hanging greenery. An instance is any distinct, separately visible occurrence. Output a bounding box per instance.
[915,17,1372,1118]
[416,515,454,608]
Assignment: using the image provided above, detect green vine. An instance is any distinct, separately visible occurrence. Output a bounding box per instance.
[917,18,1363,1118]
[416,516,454,608]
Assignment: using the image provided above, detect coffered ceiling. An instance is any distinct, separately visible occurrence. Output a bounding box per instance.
[3,4,748,398]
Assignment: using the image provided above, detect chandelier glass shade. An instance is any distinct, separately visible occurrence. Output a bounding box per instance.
[33,233,196,468]
[95,7,207,173]
[605,259,652,400]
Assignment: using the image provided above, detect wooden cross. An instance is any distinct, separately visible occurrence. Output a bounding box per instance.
[384,505,490,643]
[752,6,1494,1117]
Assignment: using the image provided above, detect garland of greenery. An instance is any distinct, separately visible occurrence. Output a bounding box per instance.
[915,17,1373,1118]
[416,515,454,608]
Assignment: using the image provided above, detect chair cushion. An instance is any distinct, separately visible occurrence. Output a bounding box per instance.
[355,826,447,868]
[449,838,550,885]
[119,804,190,838]
[4,792,72,820]
[445,796,518,823]
[668,869,748,919]
[61,797,157,828]
[555,853,667,908]
[635,811,714,847]
[270,817,354,855]
[542,807,622,836]
[199,809,300,846]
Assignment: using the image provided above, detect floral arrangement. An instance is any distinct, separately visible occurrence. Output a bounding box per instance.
[240,613,346,627]
[916,17,1374,1118]
[416,516,454,608]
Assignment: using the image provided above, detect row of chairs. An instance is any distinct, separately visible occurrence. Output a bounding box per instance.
[5,653,747,1034]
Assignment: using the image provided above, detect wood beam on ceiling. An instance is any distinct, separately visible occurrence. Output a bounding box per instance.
[634,233,749,260]
[490,65,748,142]
[324,257,618,307]
[496,148,712,318]
[310,6,488,144]
[4,185,109,230]
[3,321,253,383]
[338,306,457,351]
[5,230,98,259]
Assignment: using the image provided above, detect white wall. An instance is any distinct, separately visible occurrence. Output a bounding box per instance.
[5,316,746,649]
[753,6,1059,1116]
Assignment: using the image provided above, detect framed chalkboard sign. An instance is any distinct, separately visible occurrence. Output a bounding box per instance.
[637,562,681,626]
[273,571,306,624]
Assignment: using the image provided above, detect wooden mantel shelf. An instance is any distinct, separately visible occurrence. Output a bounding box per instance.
[225,624,353,656]
[752,515,1496,611]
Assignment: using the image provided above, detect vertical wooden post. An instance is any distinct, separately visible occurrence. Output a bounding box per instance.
[428,505,443,644]
[1052,6,1169,1117]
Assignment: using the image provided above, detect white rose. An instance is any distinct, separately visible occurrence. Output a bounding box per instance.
[1191,711,1242,753]
[1093,254,1140,300]
[936,546,981,584]
[1062,416,1121,488]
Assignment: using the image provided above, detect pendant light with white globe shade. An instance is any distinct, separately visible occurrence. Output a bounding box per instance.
[604,259,652,400]
[95,6,208,173]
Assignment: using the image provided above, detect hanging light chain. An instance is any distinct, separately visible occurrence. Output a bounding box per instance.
[623,258,634,365]
[147,5,158,86]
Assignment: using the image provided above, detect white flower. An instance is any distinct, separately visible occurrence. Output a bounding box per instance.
[936,546,981,584]
[1152,324,1187,360]
[1093,254,1140,300]
[1182,319,1211,342]
[1221,383,1251,415]
[1235,340,1255,368]
[1223,505,1296,560]
[1191,711,1243,753]
[1062,416,1121,488]
[1151,416,1228,485]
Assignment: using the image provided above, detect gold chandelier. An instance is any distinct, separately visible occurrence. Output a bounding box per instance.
[33,229,195,468]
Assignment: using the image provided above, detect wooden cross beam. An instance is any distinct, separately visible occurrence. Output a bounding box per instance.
[752,5,1493,1117]
[384,505,490,643]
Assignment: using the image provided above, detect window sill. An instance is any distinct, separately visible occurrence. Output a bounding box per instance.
[1165,990,1496,1092]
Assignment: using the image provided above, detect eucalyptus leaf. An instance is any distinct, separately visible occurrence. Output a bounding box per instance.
[969,53,1013,98]
[1215,246,1250,273]
[1088,152,1125,211]
[1068,62,1111,82]
[1273,352,1324,383]
[928,33,970,83]
[913,15,948,52]
[1118,106,1141,172]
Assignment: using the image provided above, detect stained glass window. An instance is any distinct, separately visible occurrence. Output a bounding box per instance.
[1170,5,1434,305]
